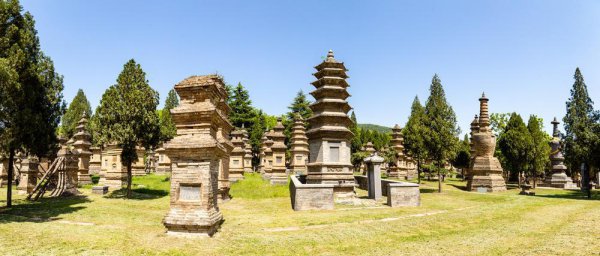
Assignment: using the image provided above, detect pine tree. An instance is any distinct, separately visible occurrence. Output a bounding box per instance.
[229,82,256,129]
[95,59,160,198]
[404,96,427,184]
[61,89,92,138]
[527,115,550,188]
[159,89,179,142]
[349,111,361,153]
[423,75,459,192]
[0,0,65,207]
[563,68,598,193]
[498,113,533,185]
[452,134,471,171]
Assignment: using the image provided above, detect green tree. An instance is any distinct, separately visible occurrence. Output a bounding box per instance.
[60,89,92,138]
[229,82,256,129]
[563,68,598,194]
[423,75,459,192]
[349,111,361,153]
[452,134,471,171]
[95,59,160,198]
[159,89,179,142]
[404,96,428,184]
[498,113,533,185]
[490,113,510,137]
[527,115,550,188]
[0,0,65,207]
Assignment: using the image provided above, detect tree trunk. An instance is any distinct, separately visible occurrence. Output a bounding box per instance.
[126,163,132,199]
[438,162,442,193]
[417,160,421,184]
[6,149,15,208]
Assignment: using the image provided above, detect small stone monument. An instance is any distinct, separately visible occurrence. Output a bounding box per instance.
[544,118,575,188]
[228,128,246,182]
[162,75,229,237]
[262,133,274,178]
[365,153,384,200]
[89,146,102,175]
[306,50,356,200]
[17,156,38,195]
[72,113,93,185]
[290,114,309,175]
[155,146,172,173]
[56,136,80,196]
[467,93,507,192]
[99,143,127,189]
[465,115,479,180]
[131,146,147,176]
[258,133,268,174]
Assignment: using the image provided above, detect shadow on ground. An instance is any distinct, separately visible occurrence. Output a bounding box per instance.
[535,189,600,201]
[0,195,90,223]
[105,188,168,200]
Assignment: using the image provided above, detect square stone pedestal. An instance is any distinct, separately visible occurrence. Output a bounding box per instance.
[468,174,507,192]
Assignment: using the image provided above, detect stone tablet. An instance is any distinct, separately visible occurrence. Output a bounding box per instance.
[179,185,201,202]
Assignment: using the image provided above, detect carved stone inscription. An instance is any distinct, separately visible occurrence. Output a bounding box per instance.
[179,184,201,202]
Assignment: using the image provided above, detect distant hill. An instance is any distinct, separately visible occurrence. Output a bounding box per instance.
[357,123,392,133]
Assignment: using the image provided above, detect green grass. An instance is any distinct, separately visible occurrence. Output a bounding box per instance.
[0,173,599,255]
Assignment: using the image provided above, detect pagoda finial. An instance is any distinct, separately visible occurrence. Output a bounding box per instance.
[326,50,335,62]
[551,117,560,138]
[478,93,490,132]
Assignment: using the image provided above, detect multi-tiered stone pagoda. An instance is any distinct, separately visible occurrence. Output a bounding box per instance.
[72,113,93,185]
[229,128,246,182]
[466,115,479,180]
[162,75,229,237]
[306,50,355,198]
[242,127,253,173]
[290,114,309,175]
[467,93,506,192]
[545,117,575,188]
[389,124,407,179]
[269,118,288,184]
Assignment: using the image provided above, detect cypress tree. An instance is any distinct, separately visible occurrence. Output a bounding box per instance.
[0,0,65,207]
[349,111,361,153]
[61,89,92,138]
[159,89,179,142]
[563,68,598,193]
[404,95,427,184]
[527,115,550,188]
[284,90,312,147]
[229,82,256,129]
[423,75,459,192]
[498,113,533,185]
[95,59,160,198]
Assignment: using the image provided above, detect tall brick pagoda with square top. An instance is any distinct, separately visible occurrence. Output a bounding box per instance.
[162,75,230,237]
[306,50,355,199]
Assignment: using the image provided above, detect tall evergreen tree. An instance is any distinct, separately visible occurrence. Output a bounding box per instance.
[349,111,361,153]
[95,59,160,198]
[498,113,533,185]
[423,75,459,192]
[0,0,65,207]
[527,115,550,188]
[452,134,471,171]
[229,82,256,129]
[563,68,598,193]
[404,95,428,184]
[159,89,179,142]
[61,89,92,138]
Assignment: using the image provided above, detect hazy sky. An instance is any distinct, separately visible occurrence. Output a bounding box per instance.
[21,0,600,135]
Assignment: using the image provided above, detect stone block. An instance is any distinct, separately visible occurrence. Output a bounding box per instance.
[92,186,109,195]
[387,182,420,207]
[290,175,334,211]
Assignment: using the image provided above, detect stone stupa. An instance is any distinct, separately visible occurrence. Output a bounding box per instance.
[544,117,576,188]
[467,93,507,192]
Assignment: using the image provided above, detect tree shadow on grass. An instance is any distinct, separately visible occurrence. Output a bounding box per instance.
[0,195,90,223]
[535,189,600,201]
[104,188,168,200]
[420,188,437,193]
[448,184,468,191]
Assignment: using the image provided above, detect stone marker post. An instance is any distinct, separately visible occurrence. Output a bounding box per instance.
[365,153,384,200]
[162,75,229,237]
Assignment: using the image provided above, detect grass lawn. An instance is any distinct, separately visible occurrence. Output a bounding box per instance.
[1,173,599,255]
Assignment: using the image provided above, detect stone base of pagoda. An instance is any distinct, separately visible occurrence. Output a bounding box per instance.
[269,172,288,185]
[229,169,245,183]
[388,167,408,180]
[132,166,146,176]
[544,172,576,189]
[78,173,92,185]
[468,174,506,192]
[101,170,127,189]
[218,180,230,203]
[163,208,223,238]
[306,163,356,200]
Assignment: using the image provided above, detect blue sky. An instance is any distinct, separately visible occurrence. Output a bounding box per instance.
[21,0,600,135]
